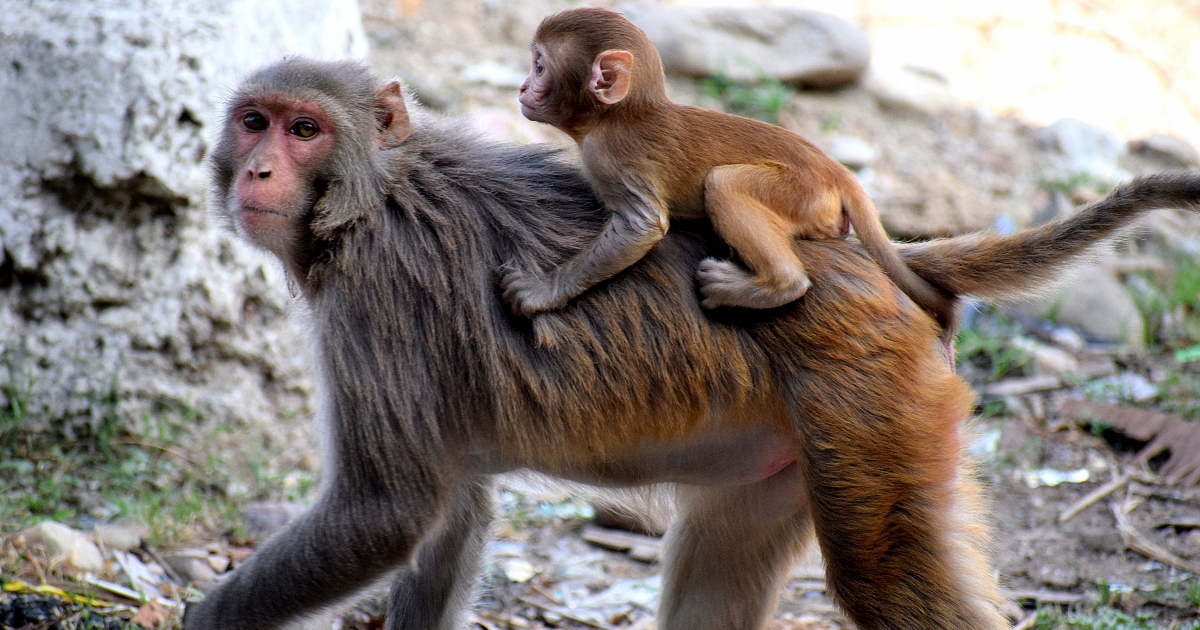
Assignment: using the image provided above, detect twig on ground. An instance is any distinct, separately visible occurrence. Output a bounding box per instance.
[530,583,561,604]
[1001,589,1084,604]
[83,576,143,602]
[113,439,202,471]
[466,612,501,630]
[143,545,185,585]
[1012,611,1039,630]
[1110,500,1200,574]
[518,596,618,630]
[984,375,1062,397]
[1059,472,1129,523]
[21,548,47,586]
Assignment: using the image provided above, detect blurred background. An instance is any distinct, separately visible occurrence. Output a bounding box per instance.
[2,1,1200,628]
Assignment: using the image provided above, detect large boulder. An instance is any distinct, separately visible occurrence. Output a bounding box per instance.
[0,1,366,468]
[627,7,870,88]
[1011,264,1144,348]
[1037,118,1132,185]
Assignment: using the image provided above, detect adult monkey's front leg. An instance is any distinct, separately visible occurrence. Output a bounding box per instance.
[184,464,452,630]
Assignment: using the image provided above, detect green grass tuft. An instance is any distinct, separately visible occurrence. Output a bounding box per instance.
[699,70,792,124]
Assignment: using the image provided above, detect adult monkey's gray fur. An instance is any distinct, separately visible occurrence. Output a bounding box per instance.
[186,56,1200,630]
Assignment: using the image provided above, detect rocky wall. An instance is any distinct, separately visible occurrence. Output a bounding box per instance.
[0,0,367,467]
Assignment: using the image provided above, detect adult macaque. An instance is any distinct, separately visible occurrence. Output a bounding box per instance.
[502,7,955,336]
[185,56,1200,630]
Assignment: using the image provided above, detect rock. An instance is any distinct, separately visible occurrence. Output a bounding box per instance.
[1030,188,1076,226]
[498,558,538,583]
[863,65,958,116]
[1089,373,1158,403]
[0,0,363,473]
[241,501,307,542]
[996,420,1032,457]
[1049,327,1086,354]
[207,554,231,574]
[628,7,870,88]
[1010,337,1079,376]
[164,551,218,585]
[19,521,104,573]
[1037,564,1080,589]
[872,166,999,237]
[1116,590,1144,614]
[1038,118,1131,184]
[1011,265,1144,347]
[1128,134,1200,169]
[93,522,146,552]
[826,137,877,170]
[1184,529,1200,554]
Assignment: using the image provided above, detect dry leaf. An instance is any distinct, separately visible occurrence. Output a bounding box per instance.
[226,546,254,565]
[131,600,170,628]
[1058,399,1200,485]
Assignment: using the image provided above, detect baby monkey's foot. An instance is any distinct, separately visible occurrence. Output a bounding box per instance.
[696,257,810,310]
[500,263,566,317]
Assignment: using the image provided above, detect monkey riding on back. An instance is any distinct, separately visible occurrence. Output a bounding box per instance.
[500,7,955,339]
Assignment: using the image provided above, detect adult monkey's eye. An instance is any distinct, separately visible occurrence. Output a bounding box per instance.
[242,112,268,131]
[290,120,318,139]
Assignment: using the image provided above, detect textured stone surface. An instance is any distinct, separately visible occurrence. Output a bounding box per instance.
[20,521,105,573]
[826,136,876,170]
[0,0,366,466]
[1128,134,1200,169]
[1012,265,1144,348]
[1038,118,1132,184]
[627,7,870,88]
[863,65,958,117]
[93,522,146,552]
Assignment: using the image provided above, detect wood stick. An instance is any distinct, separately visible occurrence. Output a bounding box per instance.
[1059,473,1128,523]
[1111,501,1200,574]
[518,596,618,630]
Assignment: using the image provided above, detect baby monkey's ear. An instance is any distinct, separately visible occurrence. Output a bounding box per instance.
[589,50,634,105]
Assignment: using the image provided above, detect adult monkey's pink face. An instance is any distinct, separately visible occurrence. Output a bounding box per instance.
[218,81,410,271]
[225,92,338,258]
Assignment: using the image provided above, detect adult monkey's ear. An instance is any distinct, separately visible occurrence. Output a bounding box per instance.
[374,81,411,148]
[589,50,633,105]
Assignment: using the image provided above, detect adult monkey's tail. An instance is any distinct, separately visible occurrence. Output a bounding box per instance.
[901,172,1200,303]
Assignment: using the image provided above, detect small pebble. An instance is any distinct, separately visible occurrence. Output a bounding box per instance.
[827,136,877,170]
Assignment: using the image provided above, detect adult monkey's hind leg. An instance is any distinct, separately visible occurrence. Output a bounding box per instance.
[800,366,1006,630]
[657,463,814,630]
[386,478,494,630]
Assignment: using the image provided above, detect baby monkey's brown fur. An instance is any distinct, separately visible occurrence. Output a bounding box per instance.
[503,7,953,332]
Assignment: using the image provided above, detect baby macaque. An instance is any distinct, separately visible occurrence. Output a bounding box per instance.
[501,7,952,333]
